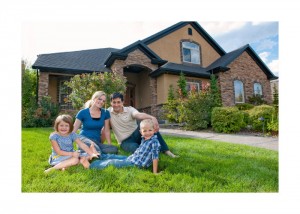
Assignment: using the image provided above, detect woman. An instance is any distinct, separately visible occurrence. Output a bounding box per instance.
[73,91,118,154]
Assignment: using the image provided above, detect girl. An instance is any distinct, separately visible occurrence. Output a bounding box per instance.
[45,114,99,173]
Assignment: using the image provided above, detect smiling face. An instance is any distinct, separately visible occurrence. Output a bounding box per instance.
[57,120,71,136]
[110,97,124,113]
[93,95,106,108]
[140,123,155,140]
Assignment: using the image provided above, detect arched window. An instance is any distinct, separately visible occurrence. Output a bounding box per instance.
[234,80,245,103]
[182,41,200,64]
[254,82,263,96]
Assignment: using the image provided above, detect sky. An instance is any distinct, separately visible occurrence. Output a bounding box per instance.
[22,21,279,77]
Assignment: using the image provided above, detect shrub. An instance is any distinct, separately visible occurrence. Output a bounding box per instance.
[267,116,279,133]
[184,91,212,130]
[211,107,244,133]
[235,103,254,110]
[22,96,60,127]
[65,72,126,109]
[248,105,275,131]
[248,94,266,105]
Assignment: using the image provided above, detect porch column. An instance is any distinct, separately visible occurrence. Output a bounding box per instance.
[38,72,49,103]
[111,60,125,76]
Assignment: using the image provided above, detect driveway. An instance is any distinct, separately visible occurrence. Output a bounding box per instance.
[159,128,278,151]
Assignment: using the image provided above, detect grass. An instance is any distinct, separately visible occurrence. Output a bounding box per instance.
[22,128,278,192]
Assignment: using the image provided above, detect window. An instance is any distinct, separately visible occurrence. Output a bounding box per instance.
[188,28,193,35]
[253,83,263,96]
[186,82,200,93]
[182,41,200,64]
[234,80,245,103]
[58,79,73,109]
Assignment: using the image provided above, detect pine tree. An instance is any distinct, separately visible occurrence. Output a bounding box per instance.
[209,74,222,107]
[177,71,187,98]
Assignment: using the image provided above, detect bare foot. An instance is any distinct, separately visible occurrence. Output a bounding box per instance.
[165,150,179,158]
[80,157,90,169]
[44,167,55,174]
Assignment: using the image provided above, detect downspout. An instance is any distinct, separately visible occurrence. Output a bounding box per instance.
[36,69,39,104]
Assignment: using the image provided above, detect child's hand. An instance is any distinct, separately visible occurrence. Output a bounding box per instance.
[72,151,80,158]
[89,153,99,160]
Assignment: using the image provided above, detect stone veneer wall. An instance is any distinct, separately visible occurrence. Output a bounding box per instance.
[218,51,272,106]
[38,72,49,102]
[110,49,160,117]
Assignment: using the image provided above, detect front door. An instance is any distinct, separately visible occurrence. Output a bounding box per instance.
[125,83,135,107]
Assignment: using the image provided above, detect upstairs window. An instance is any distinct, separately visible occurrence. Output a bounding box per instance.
[182,41,200,64]
[253,82,263,96]
[234,80,245,103]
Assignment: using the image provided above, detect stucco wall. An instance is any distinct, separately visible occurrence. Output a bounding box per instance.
[157,74,210,105]
[148,24,221,67]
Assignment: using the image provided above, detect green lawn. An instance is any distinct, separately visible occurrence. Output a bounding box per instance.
[22,128,278,192]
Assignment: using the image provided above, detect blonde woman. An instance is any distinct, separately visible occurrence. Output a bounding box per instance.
[73,91,118,154]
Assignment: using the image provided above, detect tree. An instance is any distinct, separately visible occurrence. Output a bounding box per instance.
[65,72,127,109]
[177,71,187,98]
[209,74,222,107]
[22,59,37,109]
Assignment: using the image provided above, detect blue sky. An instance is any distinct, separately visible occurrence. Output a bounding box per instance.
[203,22,279,76]
[22,21,279,77]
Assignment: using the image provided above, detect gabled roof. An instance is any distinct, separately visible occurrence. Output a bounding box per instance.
[150,62,210,78]
[32,48,119,73]
[206,44,278,80]
[104,40,167,67]
[142,21,226,56]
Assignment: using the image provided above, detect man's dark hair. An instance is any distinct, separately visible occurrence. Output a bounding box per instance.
[110,92,124,101]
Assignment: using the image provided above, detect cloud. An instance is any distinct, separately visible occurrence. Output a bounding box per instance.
[212,22,278,52]
[255,38,278,52]
[200,22,247,36]
[268,59,279,76]
[259,51,270,63]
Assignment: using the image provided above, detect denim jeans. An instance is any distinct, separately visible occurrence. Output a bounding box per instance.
[78,135,118,154]
[89,154,134,169]
[121,126,169,153]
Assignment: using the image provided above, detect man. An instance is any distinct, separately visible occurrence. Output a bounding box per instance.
[107,92,177,157]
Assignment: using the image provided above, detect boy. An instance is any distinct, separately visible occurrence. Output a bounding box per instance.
[90,119,161,174]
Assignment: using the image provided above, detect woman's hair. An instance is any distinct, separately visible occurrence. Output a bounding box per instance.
[84,91,106,108]
[54,114,74,134]
[140,119,154,130]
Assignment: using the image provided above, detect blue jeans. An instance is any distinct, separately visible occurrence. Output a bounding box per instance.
[89,154,134,169]
[79,135,118,154]
[121,126,169,153]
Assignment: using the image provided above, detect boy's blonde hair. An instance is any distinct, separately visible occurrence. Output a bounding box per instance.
[140,119,154,129]
[84,91,106,108]
[54,114,74,133]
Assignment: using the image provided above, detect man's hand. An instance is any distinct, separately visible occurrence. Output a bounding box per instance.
[151,116,160,132]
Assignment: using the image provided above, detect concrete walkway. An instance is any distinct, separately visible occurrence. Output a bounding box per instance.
[159,128,278,151]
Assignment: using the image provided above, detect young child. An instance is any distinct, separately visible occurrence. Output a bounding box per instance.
[45,114,99,173]
[89,119,161,174]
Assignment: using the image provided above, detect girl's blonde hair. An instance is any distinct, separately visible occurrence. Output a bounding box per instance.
[54,114,74,133]
[84,91,106,108]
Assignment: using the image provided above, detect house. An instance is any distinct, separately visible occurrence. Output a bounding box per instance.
[32,21,278,118]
